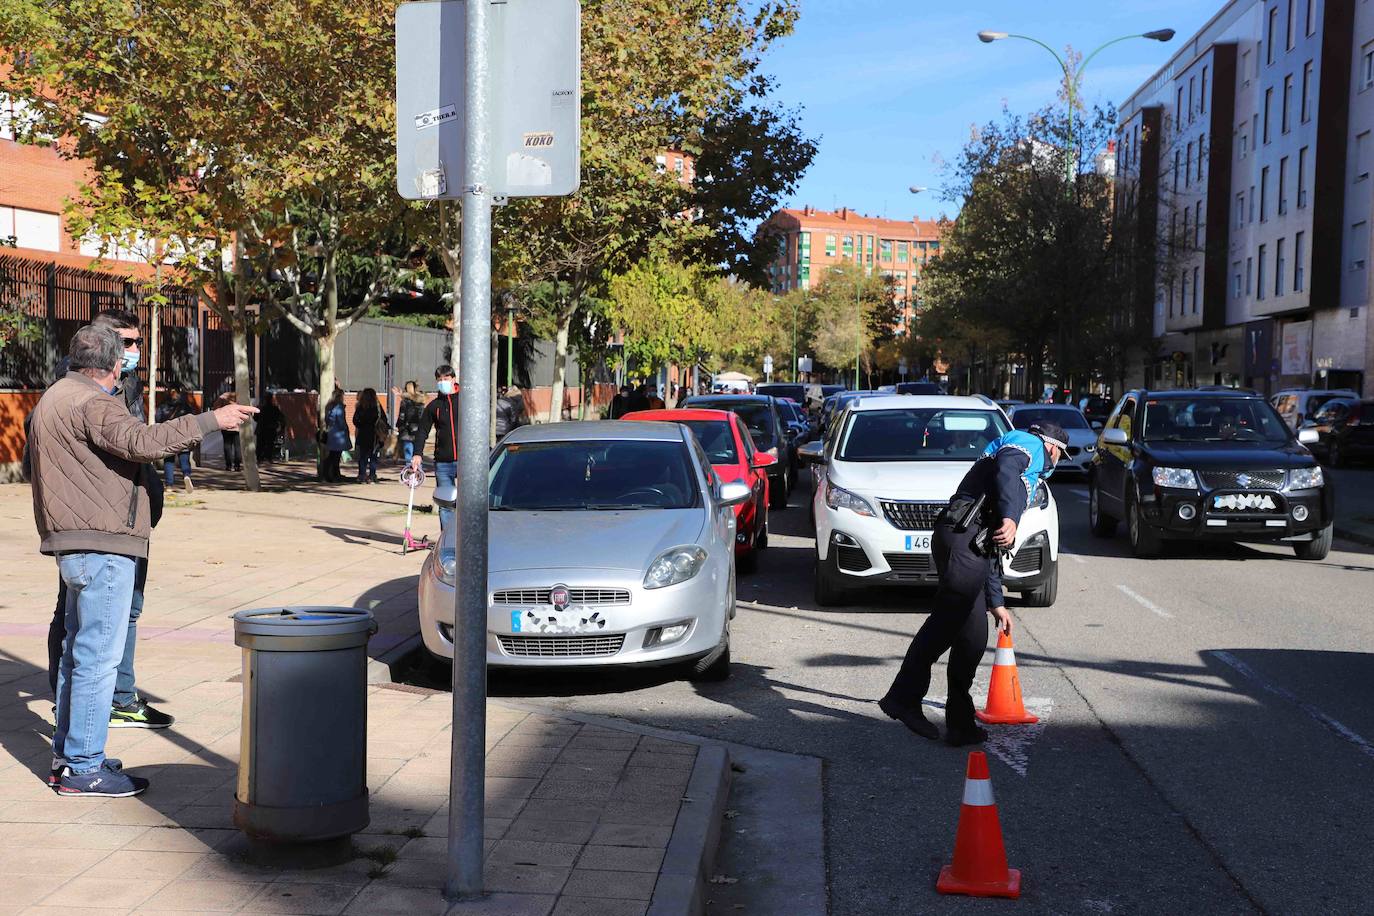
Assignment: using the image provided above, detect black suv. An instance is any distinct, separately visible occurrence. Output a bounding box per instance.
[681,394,795,509]
[1087,389,1334,559]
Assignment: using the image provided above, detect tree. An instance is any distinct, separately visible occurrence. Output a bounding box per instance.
[0,239,41,352]
[805,262,894,386]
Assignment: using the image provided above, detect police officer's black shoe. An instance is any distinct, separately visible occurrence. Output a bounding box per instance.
[877,696,939,741]
[943,724,989,747]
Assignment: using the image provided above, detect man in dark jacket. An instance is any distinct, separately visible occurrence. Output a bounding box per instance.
[878,422,1066,746]
[30,323,255,796]
[494,385,526,439]
[410,364,459,531]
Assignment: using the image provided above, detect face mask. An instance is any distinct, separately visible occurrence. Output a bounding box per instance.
[120,350,140,372]
[437,380,456,395]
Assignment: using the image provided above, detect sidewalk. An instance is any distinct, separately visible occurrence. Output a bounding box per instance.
[0,467,729,915]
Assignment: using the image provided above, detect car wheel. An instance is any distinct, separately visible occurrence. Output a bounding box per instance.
[688,638,731,681]
[1088,478,1118,538]
[813,556,848,607]
[1293,523,1333,560]
[1020,560,1058,607]
[1127,492,1162,558]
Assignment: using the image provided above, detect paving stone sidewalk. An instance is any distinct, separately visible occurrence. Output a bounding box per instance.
[0,469,716,915]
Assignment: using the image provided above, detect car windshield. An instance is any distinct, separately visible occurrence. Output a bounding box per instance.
[1011,408,1090,430]
[757,384,804,403]
[489,440,699,510]
[689,401,774,448]
[896,382,942,395]
[678,420,738,464]
[1141,398,1291,443]
[838,408,1009,462]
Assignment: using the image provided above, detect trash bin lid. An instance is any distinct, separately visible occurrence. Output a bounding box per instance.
[233,606,376,642]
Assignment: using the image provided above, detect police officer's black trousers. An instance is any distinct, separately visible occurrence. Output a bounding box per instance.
[884,517,990,729]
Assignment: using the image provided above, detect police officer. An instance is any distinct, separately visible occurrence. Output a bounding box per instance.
[878,421,1067,746]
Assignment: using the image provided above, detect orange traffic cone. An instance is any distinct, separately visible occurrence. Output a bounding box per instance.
[975,631,1039,725]
[937,750,1021,899]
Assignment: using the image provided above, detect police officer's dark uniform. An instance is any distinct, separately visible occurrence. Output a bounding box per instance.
[879,421,1067,746]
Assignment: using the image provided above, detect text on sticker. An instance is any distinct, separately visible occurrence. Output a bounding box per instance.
[415,105,458,131]
[523,132,556,149]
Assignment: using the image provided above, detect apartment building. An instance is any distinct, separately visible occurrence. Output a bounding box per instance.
[759,206,942,333]
[1115,0,1374,395]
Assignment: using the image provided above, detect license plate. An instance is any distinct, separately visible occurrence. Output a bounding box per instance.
[510,608,610,634]
[1212,493,1278,512]
[904,533,932,552]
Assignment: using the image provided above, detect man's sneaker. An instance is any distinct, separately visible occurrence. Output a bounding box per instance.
[50,757,122,788]
[55,761,147,798]
[110,697,175,729]
[183,478,194,494]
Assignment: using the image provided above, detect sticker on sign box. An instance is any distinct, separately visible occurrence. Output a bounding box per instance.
[506,153,552,187]
[415,105,458,130]
[523,132,556,149]
[417,167,447,198]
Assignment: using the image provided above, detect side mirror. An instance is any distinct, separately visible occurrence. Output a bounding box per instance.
[751,452,778,469]
[1101,427,1130,446]
[718,480,751,507]
[1297,428,1320,445]
[797,441,826,464]
[435,484,458,509]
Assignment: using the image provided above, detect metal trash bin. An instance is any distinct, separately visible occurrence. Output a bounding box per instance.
[232,606,377,843]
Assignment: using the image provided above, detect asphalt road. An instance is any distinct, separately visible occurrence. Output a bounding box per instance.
[425,471,1374,915]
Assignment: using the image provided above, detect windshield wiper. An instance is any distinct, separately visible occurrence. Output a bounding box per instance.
[582,503,663,510]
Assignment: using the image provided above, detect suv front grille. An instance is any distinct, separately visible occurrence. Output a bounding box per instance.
[492,588,631,606]
[496,634,626,658]
[882,553,938,581]
[880,500,947,531]
[1199,470,1285,490]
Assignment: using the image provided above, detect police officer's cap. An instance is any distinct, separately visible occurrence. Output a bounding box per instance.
[1028,421,1068,451]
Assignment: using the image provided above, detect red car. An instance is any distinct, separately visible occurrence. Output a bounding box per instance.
[622,408,775,570]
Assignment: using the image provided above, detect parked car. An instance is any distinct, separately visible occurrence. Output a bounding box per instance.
[801,395,1059,607]
[1087,389,1334,560]
[818,390,882,440]
[774,397,812,445]
[1270,388,1359,430]
[1007,404,1097,475]
[1303,397,1374,467]
[622,408,774,569]
[681,394,794,508]
[895,381,946,395]
[1078,396,1113,427]
[418,421,746,678]
[755,383,807,406]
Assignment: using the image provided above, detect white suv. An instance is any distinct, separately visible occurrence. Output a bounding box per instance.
[804,395,1059,607]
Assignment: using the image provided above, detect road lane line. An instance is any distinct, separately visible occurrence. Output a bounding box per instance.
[1210,650,1374,762]
[1116,584,1174,619]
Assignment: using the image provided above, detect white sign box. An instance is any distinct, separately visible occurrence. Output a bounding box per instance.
[395,0,581,200]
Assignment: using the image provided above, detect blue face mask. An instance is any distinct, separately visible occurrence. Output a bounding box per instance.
[437,380,455,395]
[121,350,140,373]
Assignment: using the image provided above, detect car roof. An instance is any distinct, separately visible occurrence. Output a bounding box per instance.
[621,408,735,423]
[1132,389,1263,399]
[848,394,997,412]
[1009,403,1085,413]
[1274,387,1358,395]
[686,394,773,406]
[503,420,685,443]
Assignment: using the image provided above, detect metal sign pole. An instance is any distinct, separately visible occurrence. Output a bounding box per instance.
[445,0,493,901]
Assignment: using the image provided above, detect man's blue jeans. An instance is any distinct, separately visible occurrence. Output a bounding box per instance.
[402,440,416,462]
[435,460,457,533]
[48,556,146,707]
[53,552,136,774]
[164,452,191,486]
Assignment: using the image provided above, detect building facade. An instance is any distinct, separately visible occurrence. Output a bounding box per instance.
[759,207,942,334]
[1116,0,1374,396]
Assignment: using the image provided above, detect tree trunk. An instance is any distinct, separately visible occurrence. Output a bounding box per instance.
[231,234,261,491]
[549,310,572,423]
[318,328,337,434]
[147,297,159,426]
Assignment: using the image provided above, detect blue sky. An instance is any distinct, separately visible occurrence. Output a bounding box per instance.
[760,0,1221,221]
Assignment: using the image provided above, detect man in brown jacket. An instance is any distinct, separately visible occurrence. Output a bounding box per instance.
[29,324,256,798]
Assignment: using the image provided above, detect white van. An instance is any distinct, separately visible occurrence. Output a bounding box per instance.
[1271,388,1359,430]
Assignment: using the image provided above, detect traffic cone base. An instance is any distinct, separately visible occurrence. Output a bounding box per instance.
[976,632,1039,725]
[937,864,1022,899]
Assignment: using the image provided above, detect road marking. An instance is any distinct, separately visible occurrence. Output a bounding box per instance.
[923,694,1053,777]
[1115,584,1174,619]
[1210,650,1374,762]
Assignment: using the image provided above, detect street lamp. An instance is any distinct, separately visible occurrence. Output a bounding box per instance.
[976,28,1174,183]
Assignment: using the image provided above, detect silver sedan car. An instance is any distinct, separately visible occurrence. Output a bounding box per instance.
[418,421,749,680]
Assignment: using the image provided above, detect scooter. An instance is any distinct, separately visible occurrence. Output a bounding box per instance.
[400,465,432,555]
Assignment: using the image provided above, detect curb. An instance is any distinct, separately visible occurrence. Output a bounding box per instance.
[647,743,733,916]
[366,631,424,684]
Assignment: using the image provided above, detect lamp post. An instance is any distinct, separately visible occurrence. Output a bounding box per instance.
[976,28,1175,184]
[854,275,862,390]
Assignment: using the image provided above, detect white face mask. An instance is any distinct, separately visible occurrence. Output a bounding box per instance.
[437,379,456,395]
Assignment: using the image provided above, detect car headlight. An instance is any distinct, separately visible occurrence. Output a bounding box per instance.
[1289,466,1324,489]
[644,545,707,589]
[825,480,876,517]
[435,549,456,585]
[1152,466,1198,488]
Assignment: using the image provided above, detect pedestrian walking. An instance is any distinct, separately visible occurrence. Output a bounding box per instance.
[396,381,425,463]
[878,422,1066,746]
[608,384,633,419]
[255,391,286,463]
[157,385,196,492]
[495,385,527,439]
[218,391,243,470]
[352,388,386,483]
[29,323,255,796]
[409,364,459,531]
[320,385,351,483]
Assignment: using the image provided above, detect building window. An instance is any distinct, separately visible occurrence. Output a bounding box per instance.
[1358,131,1372,182]
[1301,60,1314,121]
[843,235,854,258]
[1198,132,1205,181]
[1176,86,1184,124]
[1185,142,1193,188]
[1235,192,1245,229]
[1352,221,1369,271]
[880,239,892,262]
[1276,238,1286,297]
[1240,125,1249,160]
[1363,42,1374,92]
[1306,0,1316,36]
[1260,166,1270,221]
[1295,231,1306,292]
[1195,200,1203,247]
[1263,88,1273,143]
[1233,262,1243,299]
[1246,256,1254,295]
[1258,244,1267,299]
[1201,67,1209,114]
[1282,74,1293,133]
[1173,150,1181,193]
[1168,285,1174,317]
[897,241,908,263]
[1286,0,1296,51]
[0,206,61,252]
[1170,212,1178,255]
[1189,76,1196,123]
[1183,208,1190,249]
[1267,6,1279,65]
[1193,267,1201,314]
[1297,146,1309,207]
[1278,156,1289,215]
[1242,49,1252,87]
[1250,184,1257,223]
[825,234,836,257]
[1180,272,1188,312]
